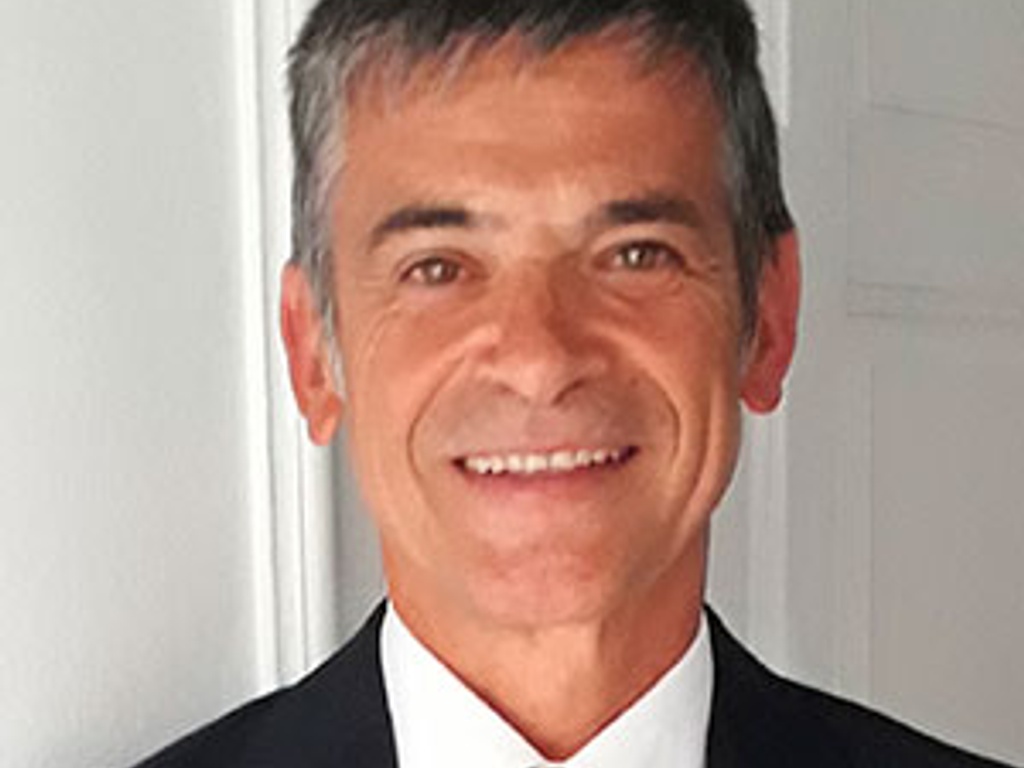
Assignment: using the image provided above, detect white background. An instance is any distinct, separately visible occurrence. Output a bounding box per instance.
[1,1,1021,766]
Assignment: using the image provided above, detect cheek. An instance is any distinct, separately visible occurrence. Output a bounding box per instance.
[624,285,744,402]
[338,300,477,483]
[627,295,744,496]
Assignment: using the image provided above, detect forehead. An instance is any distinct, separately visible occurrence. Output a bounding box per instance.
[334,34,729,232]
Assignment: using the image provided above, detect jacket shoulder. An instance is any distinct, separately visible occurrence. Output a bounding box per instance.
[134,691,285,768]
[132,605,395,768]
[706,608,1015,768]
[781,670,1011,767]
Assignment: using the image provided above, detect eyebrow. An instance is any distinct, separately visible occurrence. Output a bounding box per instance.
[365,191,703,250]
[367,204,485,250]
[587,192,704,232]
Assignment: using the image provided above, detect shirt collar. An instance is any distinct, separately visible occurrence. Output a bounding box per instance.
[381,604,713,768]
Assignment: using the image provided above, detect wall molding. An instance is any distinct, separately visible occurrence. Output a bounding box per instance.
[743,409,792,671]
[234,0,338,690]
[831,358,874,702]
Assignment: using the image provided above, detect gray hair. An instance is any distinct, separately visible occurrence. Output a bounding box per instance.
[288,0,793,334]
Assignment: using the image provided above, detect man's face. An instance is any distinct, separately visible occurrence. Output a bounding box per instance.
[312,38,787,631]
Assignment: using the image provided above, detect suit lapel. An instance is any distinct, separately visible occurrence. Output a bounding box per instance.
[704,608,850,768]
[706,606,817,768]
[333,603,398,767]
[285,602,398,767]
[705,609,763,768]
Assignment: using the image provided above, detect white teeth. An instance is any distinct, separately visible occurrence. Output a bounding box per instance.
[462,448,631,477]
[524,454,548,474]
[550,451,575,471]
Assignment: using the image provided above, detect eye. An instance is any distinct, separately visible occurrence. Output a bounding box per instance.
[401,255,463,286]
[609,241,682,272]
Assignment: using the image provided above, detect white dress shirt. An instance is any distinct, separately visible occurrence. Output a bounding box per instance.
[381,603,713,768]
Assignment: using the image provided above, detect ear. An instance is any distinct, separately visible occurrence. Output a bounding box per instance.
[280,263,343,445]
[740,230,801,414]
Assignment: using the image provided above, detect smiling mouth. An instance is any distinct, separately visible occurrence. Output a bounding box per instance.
[455,446,639,477]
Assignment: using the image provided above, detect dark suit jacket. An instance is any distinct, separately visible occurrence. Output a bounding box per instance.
[134,605,1013,767]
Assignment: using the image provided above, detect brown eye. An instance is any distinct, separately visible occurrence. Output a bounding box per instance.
[403,256,462,286]
[612,242,681,271]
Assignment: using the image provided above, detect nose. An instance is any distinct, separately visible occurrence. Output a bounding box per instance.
[479,267,608,405]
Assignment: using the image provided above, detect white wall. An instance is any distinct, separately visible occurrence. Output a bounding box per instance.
[0,3,260,766]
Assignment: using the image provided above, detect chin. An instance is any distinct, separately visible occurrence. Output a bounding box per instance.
[458,552,631,631]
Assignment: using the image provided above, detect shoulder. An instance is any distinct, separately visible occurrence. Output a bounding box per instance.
[769,666,1009,767]
[132,605,395,768]
[133,690,289,768]
[706,609,1014,768]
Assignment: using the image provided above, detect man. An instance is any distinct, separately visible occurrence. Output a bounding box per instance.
[136,0,1010,766]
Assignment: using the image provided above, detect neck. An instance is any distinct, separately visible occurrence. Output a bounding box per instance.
[390,563,705,760]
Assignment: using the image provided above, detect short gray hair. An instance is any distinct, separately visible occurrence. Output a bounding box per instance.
[288,0,793,333]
